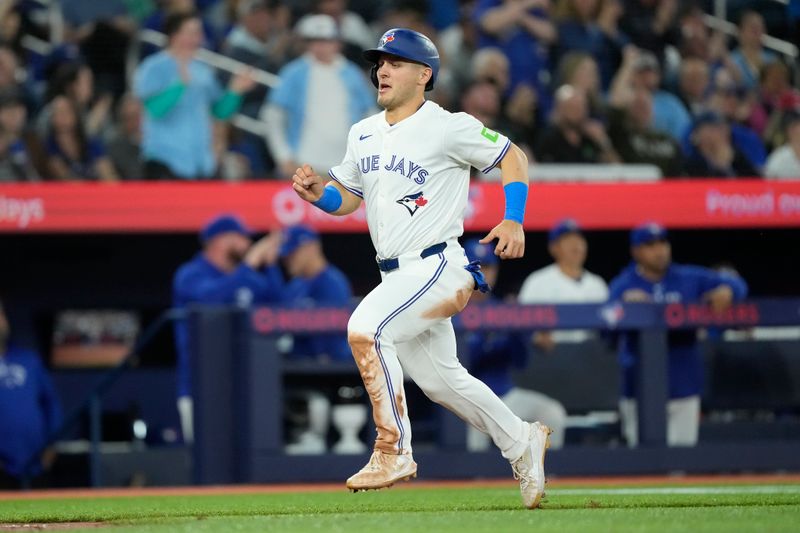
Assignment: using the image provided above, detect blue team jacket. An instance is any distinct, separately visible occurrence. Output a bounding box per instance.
[0,346,62,477]
[608,262,748,399]
[172,255,283,397]
[281,265,353,362]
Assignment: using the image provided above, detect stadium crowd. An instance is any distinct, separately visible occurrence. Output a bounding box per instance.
[1,0,800,485]
[0,0,799,182]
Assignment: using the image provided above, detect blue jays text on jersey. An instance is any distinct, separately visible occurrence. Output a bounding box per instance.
[359,153,429,184]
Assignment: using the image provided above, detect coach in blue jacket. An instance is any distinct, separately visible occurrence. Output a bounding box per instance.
[0,300,62,488]
[609,222,748,447]
[172,214,283,442]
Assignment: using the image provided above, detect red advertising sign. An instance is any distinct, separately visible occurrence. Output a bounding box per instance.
[1,180,799,233]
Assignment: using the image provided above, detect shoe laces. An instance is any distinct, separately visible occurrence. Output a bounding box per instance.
[511,455,533,485]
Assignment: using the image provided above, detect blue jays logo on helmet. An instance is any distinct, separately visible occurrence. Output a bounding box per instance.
[380,32,395,46]
[396,191,428,216]
[363,28,440,92]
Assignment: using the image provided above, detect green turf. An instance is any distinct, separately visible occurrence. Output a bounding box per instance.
[1,484,799,532]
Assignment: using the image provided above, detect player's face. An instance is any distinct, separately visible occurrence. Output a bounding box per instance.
[550,233,587,268]
[633,240,671,273]
[375,55,430,110]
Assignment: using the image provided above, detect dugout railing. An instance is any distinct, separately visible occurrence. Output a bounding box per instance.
[189,299,800,485]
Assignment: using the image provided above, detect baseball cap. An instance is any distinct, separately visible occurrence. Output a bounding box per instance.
[462,238,499,266]
[280,225,319,257]
[548,218,582,243]
[200,214,252,243]
[630,222,668,247]
[295,14,338,40]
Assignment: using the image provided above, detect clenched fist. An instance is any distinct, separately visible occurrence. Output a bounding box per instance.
[291,164,325,203]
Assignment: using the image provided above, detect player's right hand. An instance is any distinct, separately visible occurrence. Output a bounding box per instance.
[291,164,325,203]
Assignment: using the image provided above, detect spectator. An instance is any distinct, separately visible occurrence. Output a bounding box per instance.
[608,48,683,175]
[0,299,62,489]
[106,93,143,180]
[0,89,41,182]
[609,222,748,447]
[172,214,283,442]
[221,0,286,118]
[262,14,373,178]
[0,46,22,95]
[553,0,629,90]
[764,110,800,180]
[730,11,777,91]
[685,111,760,178]
[518,219,609,350]
[438,0,480,94]
[535,84,620,163]
[462,239,568,451]
[45,96,119,181]
[134,11,256,180]
[676,6,741,85]
[141,0,218,57]
[750,60,800,148]
[502,83,540,156]
[553,52,604,119]
[41,61,113,139]
[460,80,503,132]
[473,0,556,101]
[630,49,691,141]
[677,57,711,117]
[619,0,679,66]
[279,225,352,362]
[312,0,375,61]
[470,47,511,95]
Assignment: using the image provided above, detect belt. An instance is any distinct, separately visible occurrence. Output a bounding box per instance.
[377,242,447,272]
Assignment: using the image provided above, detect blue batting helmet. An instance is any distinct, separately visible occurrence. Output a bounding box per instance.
[363,28,439,92]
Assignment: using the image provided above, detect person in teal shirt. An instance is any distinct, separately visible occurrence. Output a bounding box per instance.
[134,11,255,179]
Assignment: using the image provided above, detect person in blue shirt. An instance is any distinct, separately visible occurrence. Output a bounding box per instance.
[463,239,567,451]
[609,222,748,447]
[0,300,62,489]
[172,214,283,442]
[134,11,255,180]
[279,225,352,362]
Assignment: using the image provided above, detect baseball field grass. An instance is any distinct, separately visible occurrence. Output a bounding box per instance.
[1,478,799,532]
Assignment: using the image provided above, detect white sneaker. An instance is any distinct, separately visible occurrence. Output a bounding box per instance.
[346,450,417,491]
[511,421,552,509]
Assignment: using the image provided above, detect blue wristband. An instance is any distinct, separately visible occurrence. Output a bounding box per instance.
[503,182,528,224]
[312,185,343,213]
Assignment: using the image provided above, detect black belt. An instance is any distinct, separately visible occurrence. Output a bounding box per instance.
[377,242,447,272]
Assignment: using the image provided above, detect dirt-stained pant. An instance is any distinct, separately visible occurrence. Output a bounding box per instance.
[347,244,529,461]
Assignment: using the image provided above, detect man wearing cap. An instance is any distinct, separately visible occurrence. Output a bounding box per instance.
[463,239,568,450]
[609,222,748,447]
[518,219,609,351]
[279,225,352,362]
[630,49,691,142]
[262,13,374,178]
[685,111,759,178]
[172,214,283,442]
[764,110,800,179]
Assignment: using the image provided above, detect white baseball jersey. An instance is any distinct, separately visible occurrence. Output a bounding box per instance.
[328,100,510,259]
[518,264,609,343]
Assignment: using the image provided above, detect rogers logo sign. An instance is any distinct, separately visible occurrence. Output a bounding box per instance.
[0,196,44,228]
[664,302,760,328]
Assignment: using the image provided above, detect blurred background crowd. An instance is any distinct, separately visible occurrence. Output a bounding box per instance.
[0,0,799,183]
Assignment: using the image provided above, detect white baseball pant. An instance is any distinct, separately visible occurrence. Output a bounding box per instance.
[619,395,701,447]
[467,387,567,451]
[347,242,530,461]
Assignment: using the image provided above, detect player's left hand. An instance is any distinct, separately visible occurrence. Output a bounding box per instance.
[480,219,524,259]
[704,285,734,313]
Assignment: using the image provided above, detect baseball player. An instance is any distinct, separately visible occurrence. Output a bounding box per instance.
[609,222,749,446]
[290,28,550,509]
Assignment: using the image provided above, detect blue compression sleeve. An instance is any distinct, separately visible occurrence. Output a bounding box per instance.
[503,182,528,223]
[312,185,343,213]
